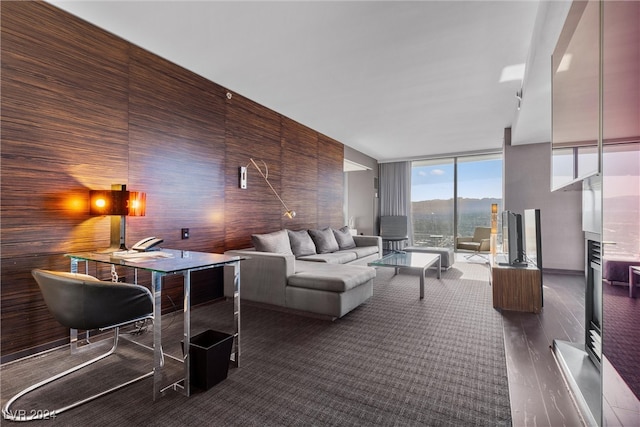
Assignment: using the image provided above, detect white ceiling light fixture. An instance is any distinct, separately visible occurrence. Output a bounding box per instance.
[499,63,526,83]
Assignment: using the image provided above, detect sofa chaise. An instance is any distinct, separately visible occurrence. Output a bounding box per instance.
[224,227,381,319]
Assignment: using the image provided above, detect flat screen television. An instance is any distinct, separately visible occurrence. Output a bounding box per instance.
[502,210,524,265]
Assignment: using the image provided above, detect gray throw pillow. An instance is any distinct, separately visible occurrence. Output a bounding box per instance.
[308,227,340,254]
[251,230,292,254]
[287,229,317,257]
[332,226,357,250]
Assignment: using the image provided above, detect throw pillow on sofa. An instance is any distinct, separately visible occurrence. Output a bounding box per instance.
[308,227,340,254]
[287,229,317,257]
[332,226,356,250]
[251,230,293,255]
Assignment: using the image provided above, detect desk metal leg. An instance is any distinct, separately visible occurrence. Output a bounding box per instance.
[420,267,425,299]
[182,270,191,396]
[231,260,241,367]
[64,253,241,402]
[152,271,163,401]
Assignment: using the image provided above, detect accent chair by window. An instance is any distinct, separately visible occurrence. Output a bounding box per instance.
[456,226,491,260]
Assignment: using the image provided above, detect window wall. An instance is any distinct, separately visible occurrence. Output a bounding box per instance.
[410,159,454,247]
[410,153,503,249]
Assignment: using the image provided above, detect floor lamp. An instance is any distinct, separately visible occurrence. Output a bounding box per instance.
[490,203,498,260]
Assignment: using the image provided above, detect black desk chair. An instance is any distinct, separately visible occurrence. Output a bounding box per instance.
[2,270,154,421]
[380,215,409,253]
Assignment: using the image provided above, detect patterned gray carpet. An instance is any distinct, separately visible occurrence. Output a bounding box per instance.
[1,261,511,426]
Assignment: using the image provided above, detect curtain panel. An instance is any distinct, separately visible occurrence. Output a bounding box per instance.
[379,161,413,248]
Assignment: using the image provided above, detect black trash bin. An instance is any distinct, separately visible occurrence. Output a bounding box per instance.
[187,329,234,390]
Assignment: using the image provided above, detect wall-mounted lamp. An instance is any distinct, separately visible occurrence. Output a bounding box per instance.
[515,89,523,111]
[90,184,146,252]
[239,159,296,219]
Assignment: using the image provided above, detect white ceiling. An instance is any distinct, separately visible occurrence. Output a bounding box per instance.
[49,1,571,162]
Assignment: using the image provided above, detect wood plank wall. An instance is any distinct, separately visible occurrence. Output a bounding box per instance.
[0,2,346,360]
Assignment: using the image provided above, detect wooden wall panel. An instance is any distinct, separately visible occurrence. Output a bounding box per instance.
[1,2,130,357]
[1,1,130,259]
[0,2,348,360]
[317,134,346,228]
[128,46,227,254]
[127,46,227,307]
[224,93,283,250]
[281,117,319,230]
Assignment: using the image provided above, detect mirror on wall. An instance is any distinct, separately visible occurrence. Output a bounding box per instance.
[551,0,600,191]
[553,0,639,424]
[601,0,640,419]
[602,144,640,404]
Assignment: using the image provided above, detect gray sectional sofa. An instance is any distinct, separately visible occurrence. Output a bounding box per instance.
[224,227,381,319]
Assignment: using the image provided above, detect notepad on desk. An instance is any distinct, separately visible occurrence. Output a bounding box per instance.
[111,250,173,261]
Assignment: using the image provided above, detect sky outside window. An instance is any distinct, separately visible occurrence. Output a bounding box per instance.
[412,156,502,201]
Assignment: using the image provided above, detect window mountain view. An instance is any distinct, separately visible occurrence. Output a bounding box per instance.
[411,197,502,248]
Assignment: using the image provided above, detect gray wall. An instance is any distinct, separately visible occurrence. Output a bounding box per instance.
[344,146,378,236]
[504,141,584,271]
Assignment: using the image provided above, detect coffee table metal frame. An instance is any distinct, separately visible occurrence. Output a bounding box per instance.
[368,252,441,299]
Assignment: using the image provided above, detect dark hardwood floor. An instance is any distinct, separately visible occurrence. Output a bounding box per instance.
[501,268,587,426]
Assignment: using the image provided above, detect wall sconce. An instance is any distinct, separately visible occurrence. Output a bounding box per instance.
[90,184,146,252]
[490,203,498,258]
[239,159,296,219]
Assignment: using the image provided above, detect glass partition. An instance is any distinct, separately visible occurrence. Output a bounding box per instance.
[551,0,601,190]
[601,0,640,411]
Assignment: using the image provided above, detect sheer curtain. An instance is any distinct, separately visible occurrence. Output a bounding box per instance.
[379,161,413,248]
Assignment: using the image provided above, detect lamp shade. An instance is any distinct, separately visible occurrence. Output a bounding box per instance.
[89,190,146,216]
[89,185,147,252]
[89,190,128,216]
[127,191,146,216]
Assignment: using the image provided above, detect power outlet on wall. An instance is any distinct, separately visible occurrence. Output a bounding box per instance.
[181,228,189,239]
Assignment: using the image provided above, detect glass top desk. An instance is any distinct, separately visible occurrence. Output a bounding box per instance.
[65,249,243,400]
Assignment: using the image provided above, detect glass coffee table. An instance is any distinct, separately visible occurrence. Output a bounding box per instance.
[369,252,441,299]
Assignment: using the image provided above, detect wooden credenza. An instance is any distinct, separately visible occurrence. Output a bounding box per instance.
[490,257,542,313]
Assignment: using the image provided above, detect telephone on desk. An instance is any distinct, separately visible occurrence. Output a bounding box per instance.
[132,236,163,252]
